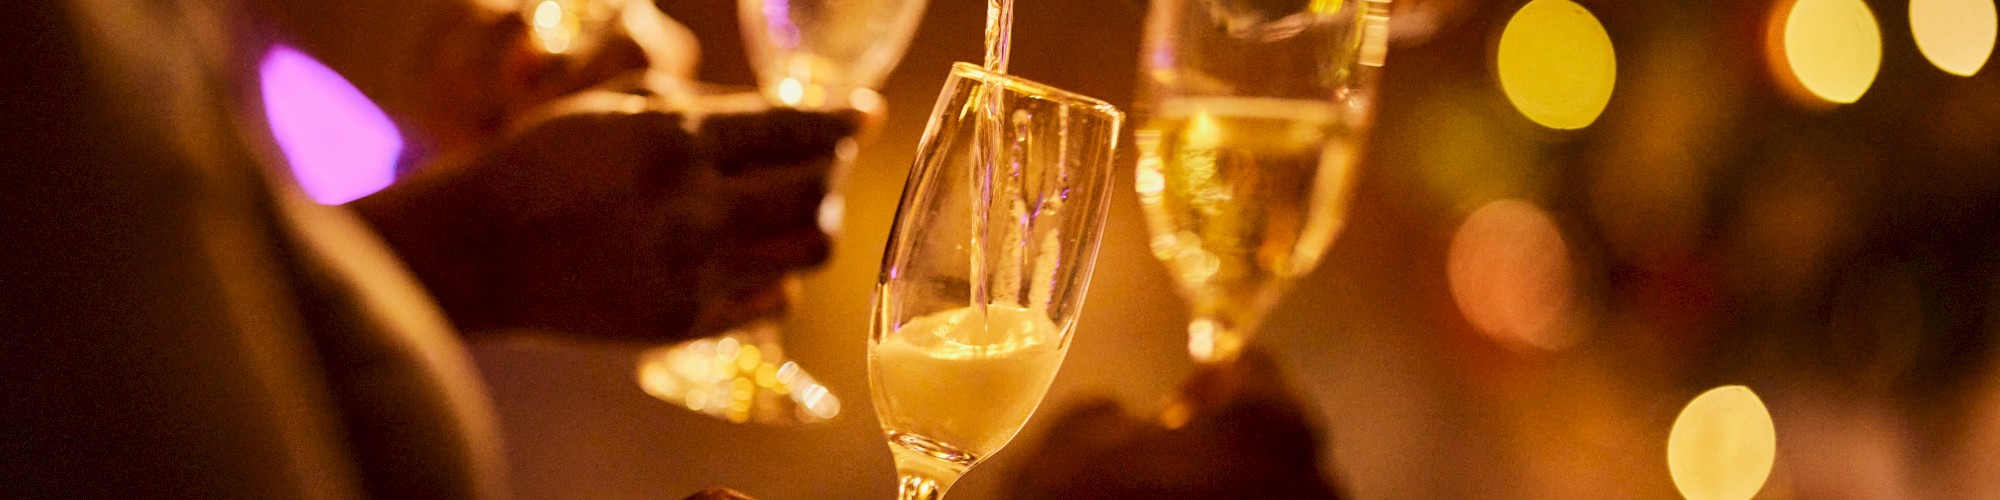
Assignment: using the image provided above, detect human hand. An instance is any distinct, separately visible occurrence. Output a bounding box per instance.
[399,0,698,158]
[352,89,862,344]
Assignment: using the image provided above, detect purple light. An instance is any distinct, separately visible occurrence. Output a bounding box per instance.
[259,44,402,205]
[763,0,802,49]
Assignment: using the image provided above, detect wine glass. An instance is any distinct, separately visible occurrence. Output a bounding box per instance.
[1133,0,1382,364]
[634,0,932,424]
[738,0,929,109]
[869,63,1124,499]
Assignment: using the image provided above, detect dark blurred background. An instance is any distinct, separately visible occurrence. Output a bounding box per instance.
[471,0,2000,497]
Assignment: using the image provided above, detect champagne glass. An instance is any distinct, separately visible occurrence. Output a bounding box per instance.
[739,0,930,108]
[635,0,931,424]
[1133,0,1382,364]
[869,63,1124,499]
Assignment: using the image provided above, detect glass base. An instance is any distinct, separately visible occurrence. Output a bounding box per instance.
[886,432,974,500]
[635,321,840,424]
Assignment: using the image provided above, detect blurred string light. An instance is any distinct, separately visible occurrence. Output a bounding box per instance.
[637,325,841,424]
[1668,386,1777,500]
[1495,0,1616,130]
[258,44,401,205]
[1446,199,1578,352]
[1910,0,1998,76]
[1777,0,1881,104]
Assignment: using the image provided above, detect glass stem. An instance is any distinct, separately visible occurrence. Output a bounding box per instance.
[891,455,963,500]
[1188,314,1247,365]
[895,473,950,500]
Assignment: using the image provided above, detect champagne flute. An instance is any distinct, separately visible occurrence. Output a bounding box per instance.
[635,0,931,424]
[1133,0,1382,364]
[869,63,1124,499]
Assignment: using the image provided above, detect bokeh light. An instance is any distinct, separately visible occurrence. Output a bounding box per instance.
[1668,385,1778,500]
[1910,0,1998,76]
[777,77,807,107]
[1779,0,1882,104]
[530,0,583,54]
[636,327,841,424]
[1495,0,1617,130]
[258,44,402,205]
[1446,199,1578,352]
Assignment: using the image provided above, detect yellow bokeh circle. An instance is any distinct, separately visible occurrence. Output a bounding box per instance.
[1667,385,1778,500]
[1781,0,1882,103]
[1911,0,1999,76]
[1496,0,1618,130]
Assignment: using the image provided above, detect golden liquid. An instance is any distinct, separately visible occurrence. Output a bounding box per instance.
[870,304,1067,465]
[1134,96,1358,360]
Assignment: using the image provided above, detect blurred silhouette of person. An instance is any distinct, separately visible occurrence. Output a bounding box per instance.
[1008,347,1344,499]
[0,0,859,498]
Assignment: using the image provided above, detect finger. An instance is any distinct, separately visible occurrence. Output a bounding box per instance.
[719,158,833,235]
[700,108,861,175]
[505,89,656,135]
[568,34,652,94]
[687,268,793,336]
[721,228,833,277]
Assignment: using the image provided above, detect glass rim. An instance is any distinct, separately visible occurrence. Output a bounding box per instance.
[948,62,1123,117]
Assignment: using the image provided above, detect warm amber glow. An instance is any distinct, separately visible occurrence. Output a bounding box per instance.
[1446,200,1577,351]
[1781,0,1882,103]
[1911,0,1997,76]
[1668,386,1778,500]
[1496,0,1617,130]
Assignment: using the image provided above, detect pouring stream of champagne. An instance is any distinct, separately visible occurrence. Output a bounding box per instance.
[968,0,1016,342]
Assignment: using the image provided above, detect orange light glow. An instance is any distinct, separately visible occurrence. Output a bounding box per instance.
[1446,199,1578,352]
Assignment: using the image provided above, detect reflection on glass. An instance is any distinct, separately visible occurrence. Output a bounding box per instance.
[1669,385,1778,500]
[1910,0,1998,76]
[1778,0,1882,104]
[1495,0,1616,130]
[636,321,840,424]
